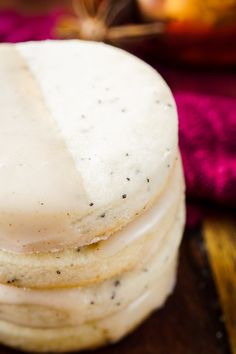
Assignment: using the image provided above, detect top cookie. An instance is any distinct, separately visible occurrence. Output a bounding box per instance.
[0,40,178,253]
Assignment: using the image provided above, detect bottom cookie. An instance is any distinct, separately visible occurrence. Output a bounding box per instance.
[0,250,177,353]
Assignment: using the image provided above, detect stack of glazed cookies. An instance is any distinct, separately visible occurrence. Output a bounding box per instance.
[0,40,185,352]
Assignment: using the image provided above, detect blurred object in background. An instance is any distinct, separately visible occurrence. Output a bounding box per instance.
[137,0,236,24]
[55,0,236,67]
[0,0,68,13]
[0,0,236,67]
[136,0,236,66]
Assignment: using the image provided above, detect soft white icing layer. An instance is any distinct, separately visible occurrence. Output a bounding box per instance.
[0,159,184,289]
[0,156,182,261]
[99,251,177,343]
[0,40,178,252]
[96,157,184,257]
[0,253,176,352]
[18,40,177,208]
[0,199,184,327]
[0,250,177,329]
[0,45,89,253]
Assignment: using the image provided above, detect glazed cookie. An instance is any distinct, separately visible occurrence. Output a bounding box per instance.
[0,159,184,288]
[0,200,185,329]
[0,40,178,253]
[0,250,178,353]
[0,40,185,353]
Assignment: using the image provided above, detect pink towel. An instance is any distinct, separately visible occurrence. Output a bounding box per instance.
[162,69,236,226]
[0,10,235,227]
[178,91,236,206]
[0,10,58,42]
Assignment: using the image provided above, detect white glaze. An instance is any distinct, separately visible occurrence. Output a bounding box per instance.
[96,157,184,257]
[0,253,177,343]
[0,40,178,252]
[0,200,184,327]
[99,250,177,343]
[0,254,177,353]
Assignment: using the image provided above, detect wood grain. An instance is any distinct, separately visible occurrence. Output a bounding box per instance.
[204,217,236,354]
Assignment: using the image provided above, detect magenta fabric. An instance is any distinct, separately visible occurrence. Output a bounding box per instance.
[0,10,58,42]
[163,71,236,200]
[177,91,236,206]
[0,10,235,228]
[160,69,236,226]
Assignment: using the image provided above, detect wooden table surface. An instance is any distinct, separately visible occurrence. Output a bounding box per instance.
[0,216,235,354]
